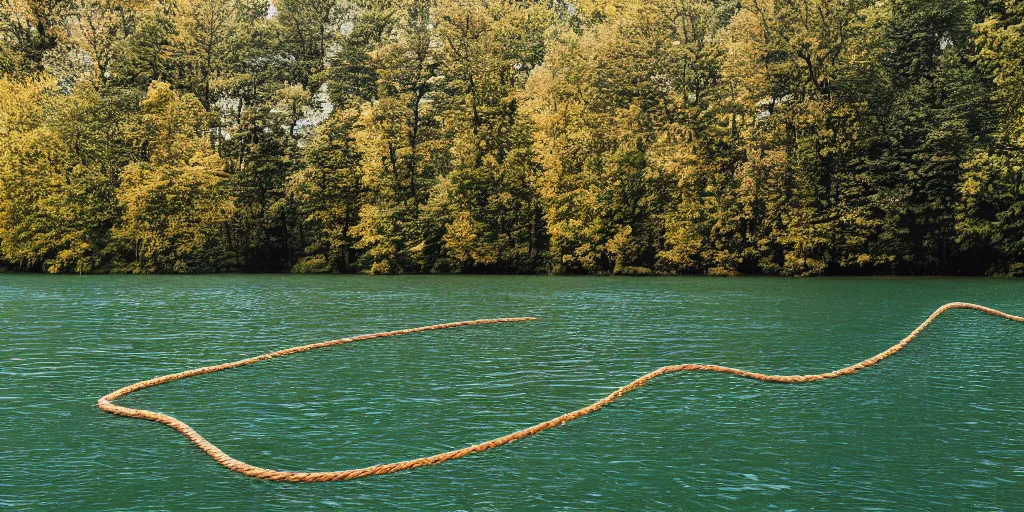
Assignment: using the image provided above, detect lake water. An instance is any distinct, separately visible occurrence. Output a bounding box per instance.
[2,275,1022,510]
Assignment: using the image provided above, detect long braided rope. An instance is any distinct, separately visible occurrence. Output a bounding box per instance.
[98,302,1023,482]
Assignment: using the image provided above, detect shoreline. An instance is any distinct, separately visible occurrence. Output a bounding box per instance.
[0,271,1020,279]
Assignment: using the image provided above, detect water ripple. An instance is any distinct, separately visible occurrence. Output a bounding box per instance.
[1,275,1022,510]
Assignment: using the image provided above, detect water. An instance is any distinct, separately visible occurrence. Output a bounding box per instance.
[1,275,1022,510]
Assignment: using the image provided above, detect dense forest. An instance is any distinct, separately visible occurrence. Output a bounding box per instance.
[0,0,1021,275]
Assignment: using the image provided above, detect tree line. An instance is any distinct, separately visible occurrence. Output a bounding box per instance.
[1,0,1021,275]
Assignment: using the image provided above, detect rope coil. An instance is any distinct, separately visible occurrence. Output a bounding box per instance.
[98,302,1023,482]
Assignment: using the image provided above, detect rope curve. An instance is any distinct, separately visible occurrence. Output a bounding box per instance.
[98,302,1024,482]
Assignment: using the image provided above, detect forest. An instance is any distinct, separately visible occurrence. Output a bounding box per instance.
[0,0,1022,275]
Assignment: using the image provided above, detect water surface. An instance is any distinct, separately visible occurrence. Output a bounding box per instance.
[2,275,1022,510]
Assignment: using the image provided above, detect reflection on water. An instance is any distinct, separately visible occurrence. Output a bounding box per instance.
[1,275,1022,510]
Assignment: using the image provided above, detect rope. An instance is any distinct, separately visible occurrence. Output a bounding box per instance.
[98,302,1023,482]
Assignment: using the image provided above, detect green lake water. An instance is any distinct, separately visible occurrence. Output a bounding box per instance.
[1,275,1022,510]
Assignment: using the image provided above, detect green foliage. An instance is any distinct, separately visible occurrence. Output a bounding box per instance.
[428,0,552,273]
[0,0,71,75]
[112,82,234,273]
[0,76,119,273]
[0,0,1022,275]
[530,0,722,274]
[287,109,363,272]
[963,0,1024,275]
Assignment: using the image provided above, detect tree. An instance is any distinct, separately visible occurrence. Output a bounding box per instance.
[0,76,118,272]
[424,0,553,272]
[350,0,445,273]
[848,0,996,274]
[67,0,148,86]
[170,0,242,109]
[275,0,346,89]
[528,0,723,274]
[960,0,1024,275]
[722,0,877,275]
[2,0,1024,276]
[288,109,364,272]
[0,0,71,75]
[113,81,234,272]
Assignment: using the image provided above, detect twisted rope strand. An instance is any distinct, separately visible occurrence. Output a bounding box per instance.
[98,302,1023,482]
